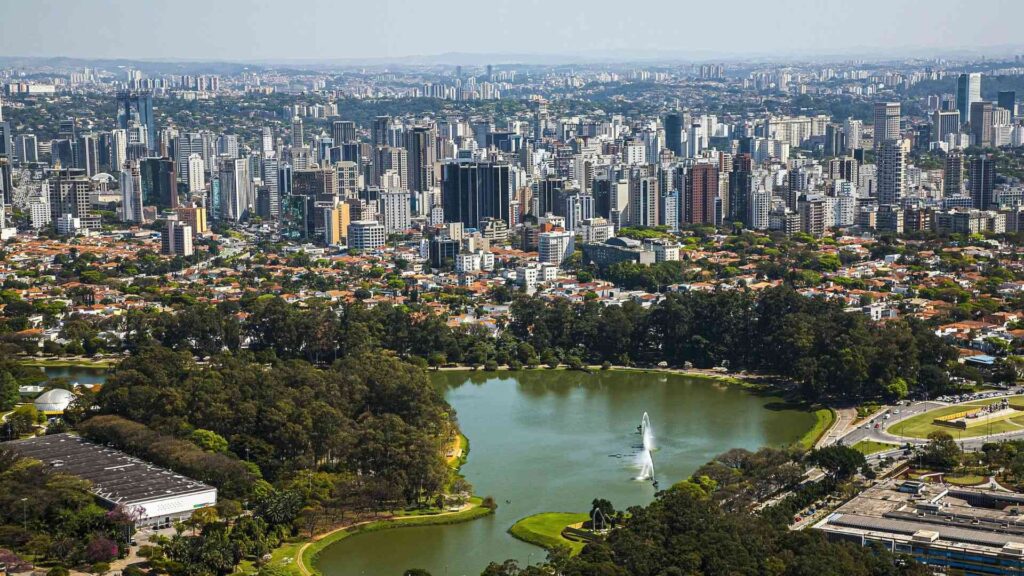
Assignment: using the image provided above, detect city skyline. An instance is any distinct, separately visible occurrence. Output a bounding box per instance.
[2,0,1024,63]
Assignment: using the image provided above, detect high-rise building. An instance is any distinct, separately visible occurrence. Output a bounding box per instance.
[110,129,128,169]
[969,154,996,209]
[685,162,718,224]
[873,102,901,149]
[219,157,253,221]
[187,154,205,193]
[440,161,512,229]
[407,125,437,199]
[0,119,12,159]
[261,126,274,157]
[933,110,961,143]
[347,220,386,249]
[380,190,411,233]
[46,169,93,224]
[332,120,356,144]
[324,202,351,245]
[261,156,281,219]
[728,169,752,226]
[944,151,965,197]
[876,139,905,206]
[970,101,994,147]
[120,161,143,223]
[629,175,658,227]
[176,205,207,234]
[116,91,155,151]
[162,221,193,256]
[139,157,178,208]
[539,230,574,266]
[291,116,304,147]
[75,134,100,176]
[998,91,1017,119]
[372,116,392,147]
[537,176,565,217]
[664,113,684,156]
[175,133,205,182]
[956,73,982,126]
[15,134,38,164]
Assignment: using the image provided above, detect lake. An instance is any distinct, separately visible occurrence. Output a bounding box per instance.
[40,365,109,386]
[315,370,815,576]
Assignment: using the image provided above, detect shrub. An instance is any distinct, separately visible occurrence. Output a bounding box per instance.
[481,496,498,510]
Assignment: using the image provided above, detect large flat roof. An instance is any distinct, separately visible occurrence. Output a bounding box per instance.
[815,479,1024,557]
[5,433,213,507]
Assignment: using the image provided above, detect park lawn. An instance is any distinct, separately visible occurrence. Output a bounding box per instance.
[852,440,899,455]
[889,396,1024,439]
[796,408,836,450]
[945,474,987,486]
[509,512,590,555]
[18,357,117,368]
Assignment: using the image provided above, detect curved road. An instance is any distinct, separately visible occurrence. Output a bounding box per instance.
[832,390,1024,452]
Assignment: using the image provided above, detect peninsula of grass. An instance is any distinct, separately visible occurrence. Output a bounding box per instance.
[889,396,1024,439]
[796,407,837,450]
[852,440,899,456]
[509,512,590,555]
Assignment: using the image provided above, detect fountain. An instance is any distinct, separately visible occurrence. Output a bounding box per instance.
[635,412,656,481]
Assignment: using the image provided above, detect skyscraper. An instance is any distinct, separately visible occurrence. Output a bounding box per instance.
[932,110,960,143]
[956,73,982,126]
[969,101,994,147]
[120,161,143,223]
[943,151,964,197]
[873,102,901,149]
[332,121,356,144]
[372,116,392,147]
[876,139,905,206]
[187,154,205,193]
[998,91,1017,119]
[440,161,512,228]
[262,156,281,219]
[219,158,253,221]
[664,113,684,157]
[140,157,178,209]
[291,116,304,147]
[968,155,996,210]
[407,125,436,213]
[685,162,718,225]
[630,175,658,227]
[116,91,155,151]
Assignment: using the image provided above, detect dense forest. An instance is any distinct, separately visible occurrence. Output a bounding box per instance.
[103,285,959,403]
[482,480,929,576]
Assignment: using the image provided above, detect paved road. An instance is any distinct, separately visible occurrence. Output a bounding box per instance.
[834,391,1024,451]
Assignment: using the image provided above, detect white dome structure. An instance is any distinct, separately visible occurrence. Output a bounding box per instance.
[33,389,76,414]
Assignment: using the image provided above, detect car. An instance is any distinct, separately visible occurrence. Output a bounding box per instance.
[875,423,881,429]
[794,516,802,523]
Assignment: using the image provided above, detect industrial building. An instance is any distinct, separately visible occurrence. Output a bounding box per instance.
[7,434,216,528]
[815,479,1024,575]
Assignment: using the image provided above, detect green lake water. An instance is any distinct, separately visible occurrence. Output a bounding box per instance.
[315,370,815,576]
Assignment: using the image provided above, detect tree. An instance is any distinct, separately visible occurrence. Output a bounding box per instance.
[923,431,962,470]
[807,445,866,481]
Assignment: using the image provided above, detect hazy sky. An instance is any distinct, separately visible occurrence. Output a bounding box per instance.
[2,0,1023,62]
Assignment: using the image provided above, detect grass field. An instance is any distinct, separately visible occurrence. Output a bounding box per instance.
[852,440,900,455]
[944,474,987,486]
[796,408,837,450]
[508,512,590,555]
[889,396,1024,439]
[17,357,117,368]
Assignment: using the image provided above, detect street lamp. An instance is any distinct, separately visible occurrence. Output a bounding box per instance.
[19,497,27,529]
